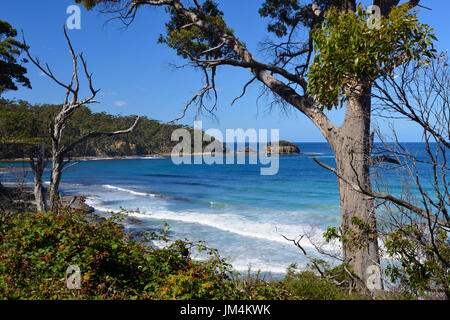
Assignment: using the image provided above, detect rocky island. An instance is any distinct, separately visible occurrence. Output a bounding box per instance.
[265,141,300,155]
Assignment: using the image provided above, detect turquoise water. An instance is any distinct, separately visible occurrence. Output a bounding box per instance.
[0,142,439,277]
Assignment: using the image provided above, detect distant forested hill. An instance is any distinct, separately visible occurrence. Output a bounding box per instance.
[0,99,210,159]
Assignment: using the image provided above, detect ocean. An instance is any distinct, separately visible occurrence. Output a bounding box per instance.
[0,142,437,278]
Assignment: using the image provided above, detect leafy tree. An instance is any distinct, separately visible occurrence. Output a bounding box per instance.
[0,20,31,189]
[0,20,31,96]
[74,0,437,290]
[308,4,436,109]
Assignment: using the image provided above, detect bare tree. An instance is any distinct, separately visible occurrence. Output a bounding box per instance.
[22,27,140,211]
[373,54,449,298]
[375,129,449,298]
[29,141,48,212]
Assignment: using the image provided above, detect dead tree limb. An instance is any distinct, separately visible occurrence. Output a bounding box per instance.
[23,26,140,210]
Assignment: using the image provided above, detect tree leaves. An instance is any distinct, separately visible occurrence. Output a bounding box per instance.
[307,4,437,110]
[159,0,237,60]
[258,0,344,37]
[0,20,31,95]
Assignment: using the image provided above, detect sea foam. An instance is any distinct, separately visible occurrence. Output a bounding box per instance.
[102,184,158,198]
[86,196,340,253]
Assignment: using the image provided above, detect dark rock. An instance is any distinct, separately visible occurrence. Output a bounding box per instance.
[265,141,300,154]
[65,196,95,214]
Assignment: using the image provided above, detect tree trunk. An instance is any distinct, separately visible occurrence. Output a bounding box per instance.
[250,54,382,290]
[49,118,64,211]
[33,167,47,212]
[30,141,47,212]
[49,155,63,210]
[330,85,381,289]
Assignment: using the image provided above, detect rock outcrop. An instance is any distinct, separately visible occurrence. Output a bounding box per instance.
[264,141,300,154]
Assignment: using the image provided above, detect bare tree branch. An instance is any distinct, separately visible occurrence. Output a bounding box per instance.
[313,156,449,228]
[60,116,140,157]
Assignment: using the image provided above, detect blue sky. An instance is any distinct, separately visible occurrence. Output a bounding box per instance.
[2,0,449,142]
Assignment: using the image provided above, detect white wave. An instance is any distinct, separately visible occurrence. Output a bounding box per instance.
[86,156,164,161]
[89,157,114,161]
[102,184,158,198]
[230,258,290,275]
[147,211,332,250]
[84,199,110,211]
[86,197,340,252]
[126,156,165,160]
[85,197,395,271]
[209,201,228,208]
[0,181,33,187]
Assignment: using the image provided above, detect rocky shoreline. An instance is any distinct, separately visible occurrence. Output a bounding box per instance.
[0,185,95,214]
[0,154,163,163]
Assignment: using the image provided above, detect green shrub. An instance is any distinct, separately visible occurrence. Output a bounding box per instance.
[0,208,234,299]
[384,224,450,299]
[281,264,368,300]
[226,270,291,300]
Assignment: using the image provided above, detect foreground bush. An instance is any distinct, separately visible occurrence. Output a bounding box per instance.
[0,207,378,300]
[0,208,235,299]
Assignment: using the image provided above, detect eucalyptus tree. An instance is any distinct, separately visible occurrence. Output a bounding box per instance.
[76,0,437,289]
[0,20,31,190]
[0,20,31,96]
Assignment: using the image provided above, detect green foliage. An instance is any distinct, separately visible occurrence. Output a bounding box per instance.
[225,269,291,300]
[323,225,340,242]
[259,0,339,37]
[259,0,303,37]
[151,245,235,300]
[0,98,217,159]
[281,264,366,300]
[323,217,377,251]
[384,223,450,298]
[0,20,31,95]
[74,0,114,10]
[0,207,236,299]
[308,4,437,110]
[158,0,238,60]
